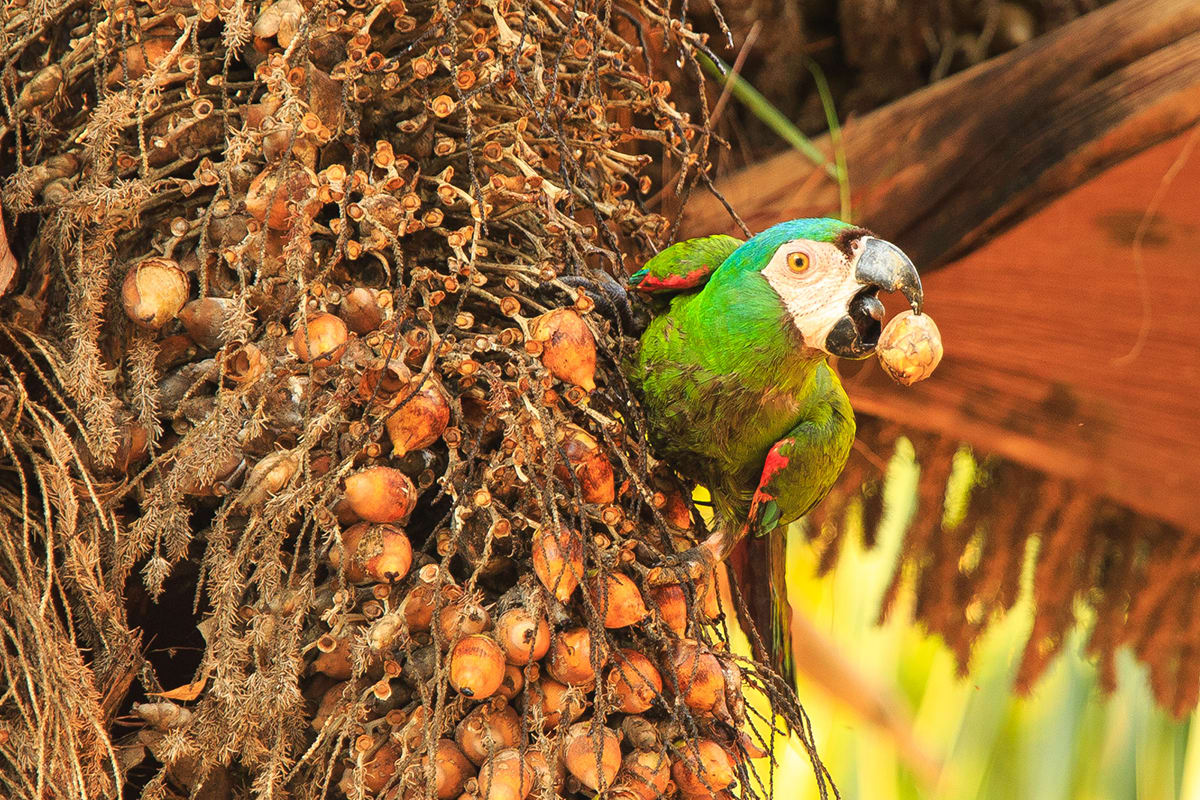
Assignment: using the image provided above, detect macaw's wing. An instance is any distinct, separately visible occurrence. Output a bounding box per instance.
[627,234,742,295]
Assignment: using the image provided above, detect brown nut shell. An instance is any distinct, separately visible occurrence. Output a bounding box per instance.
[529,308,596,391]
[385,376,451,456]
[122,258,189,330]
[876,310,943,386]
[293,312,348,367]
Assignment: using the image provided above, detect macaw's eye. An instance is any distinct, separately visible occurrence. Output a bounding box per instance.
[787,252,810,273]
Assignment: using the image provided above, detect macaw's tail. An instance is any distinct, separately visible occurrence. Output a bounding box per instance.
[730,532,795,689]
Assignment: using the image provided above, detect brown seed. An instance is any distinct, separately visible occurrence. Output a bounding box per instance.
[337,523,413,584]
[554,424,615,504]
[178,297,248,349]
[122,258,189,330]
[547,627,600,687]
[349,740,402,794]
[671,740,735,795]
[670,641,726,715]
[649,584,688,636]
[240,450,298,506]
[344,466,416,523]
[293,312,348,367]
[456,703,521,765]
[339,286,384,333]
[402,581,437,631]
[226,343,267,384]
[876,309,943,386]
[385,376,451,456]
[607,650,663,713]
[531,526,584,602]
[477,749,535,800]
[587,572,649,628]
[564,722,621,792]
[528,308,596,391]
[616,749,672,800]
[312,635,353,680]
[495,608,550,665]
[244,162,319,230]
[449,635,506,698]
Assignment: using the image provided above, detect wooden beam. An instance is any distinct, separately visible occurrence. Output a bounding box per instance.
[682,0,1200,270]
[836,131,1200,533]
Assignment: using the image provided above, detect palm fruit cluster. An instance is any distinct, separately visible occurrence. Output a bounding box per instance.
[0,0,828,798]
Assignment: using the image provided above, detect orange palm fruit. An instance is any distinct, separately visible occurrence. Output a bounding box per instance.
[670,640,726,715]
[358,740,402,794]
[495,663,525,700]
[336,523,413,584]
[428,739,475,799]
[554,423,614,504]
[385,376,451,456]
[671,740,736,795]
[402,580,437,631]
[455,703,521,765]
[436,598,492,643]
[546,627,600,686]
[293,312,348,367]
[564,722,621,791]
[122,257,189,330]
[531,526,584,602]
[528,308,597,391]
[616,749,672,800]
[449,635,506,699]
[495,608,550,665]
[528,676,585,728]
[587,572,649,628]
[607,649,663,713]
[477,748,535,800]
[649,584,688,636]
[344,466,415,523]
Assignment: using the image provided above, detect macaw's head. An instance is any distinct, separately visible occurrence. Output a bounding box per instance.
[736,218,924,359]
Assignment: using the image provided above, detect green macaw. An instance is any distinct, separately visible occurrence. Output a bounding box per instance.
[626,218,923,675]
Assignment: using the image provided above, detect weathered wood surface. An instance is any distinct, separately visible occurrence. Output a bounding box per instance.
[682,0,1200,534]
[683,0,1200,269]
[836,131,1200,534]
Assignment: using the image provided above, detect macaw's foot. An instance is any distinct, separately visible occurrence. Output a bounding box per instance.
[646,528,728,585]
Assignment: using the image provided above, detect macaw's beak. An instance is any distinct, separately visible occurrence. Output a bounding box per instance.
[825,237,924,359]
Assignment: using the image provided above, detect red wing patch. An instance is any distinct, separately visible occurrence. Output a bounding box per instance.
[629,266,710,293]
[759,438,794,486]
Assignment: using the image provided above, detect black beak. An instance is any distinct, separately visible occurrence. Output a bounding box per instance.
[854,237,923,313]
[825,237,924,359]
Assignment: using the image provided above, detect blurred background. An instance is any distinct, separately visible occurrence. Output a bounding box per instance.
[658,0,1200,797]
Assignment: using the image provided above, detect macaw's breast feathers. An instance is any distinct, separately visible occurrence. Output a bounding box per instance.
[627,234,743,294]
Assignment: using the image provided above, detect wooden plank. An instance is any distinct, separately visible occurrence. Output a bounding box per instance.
[682,0,1200,270]
[836,131,1200,533]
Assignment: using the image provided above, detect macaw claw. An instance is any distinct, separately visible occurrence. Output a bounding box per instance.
[645,528,727,585]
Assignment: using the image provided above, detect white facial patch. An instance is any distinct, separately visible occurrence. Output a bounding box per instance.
[760,239,862,352]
